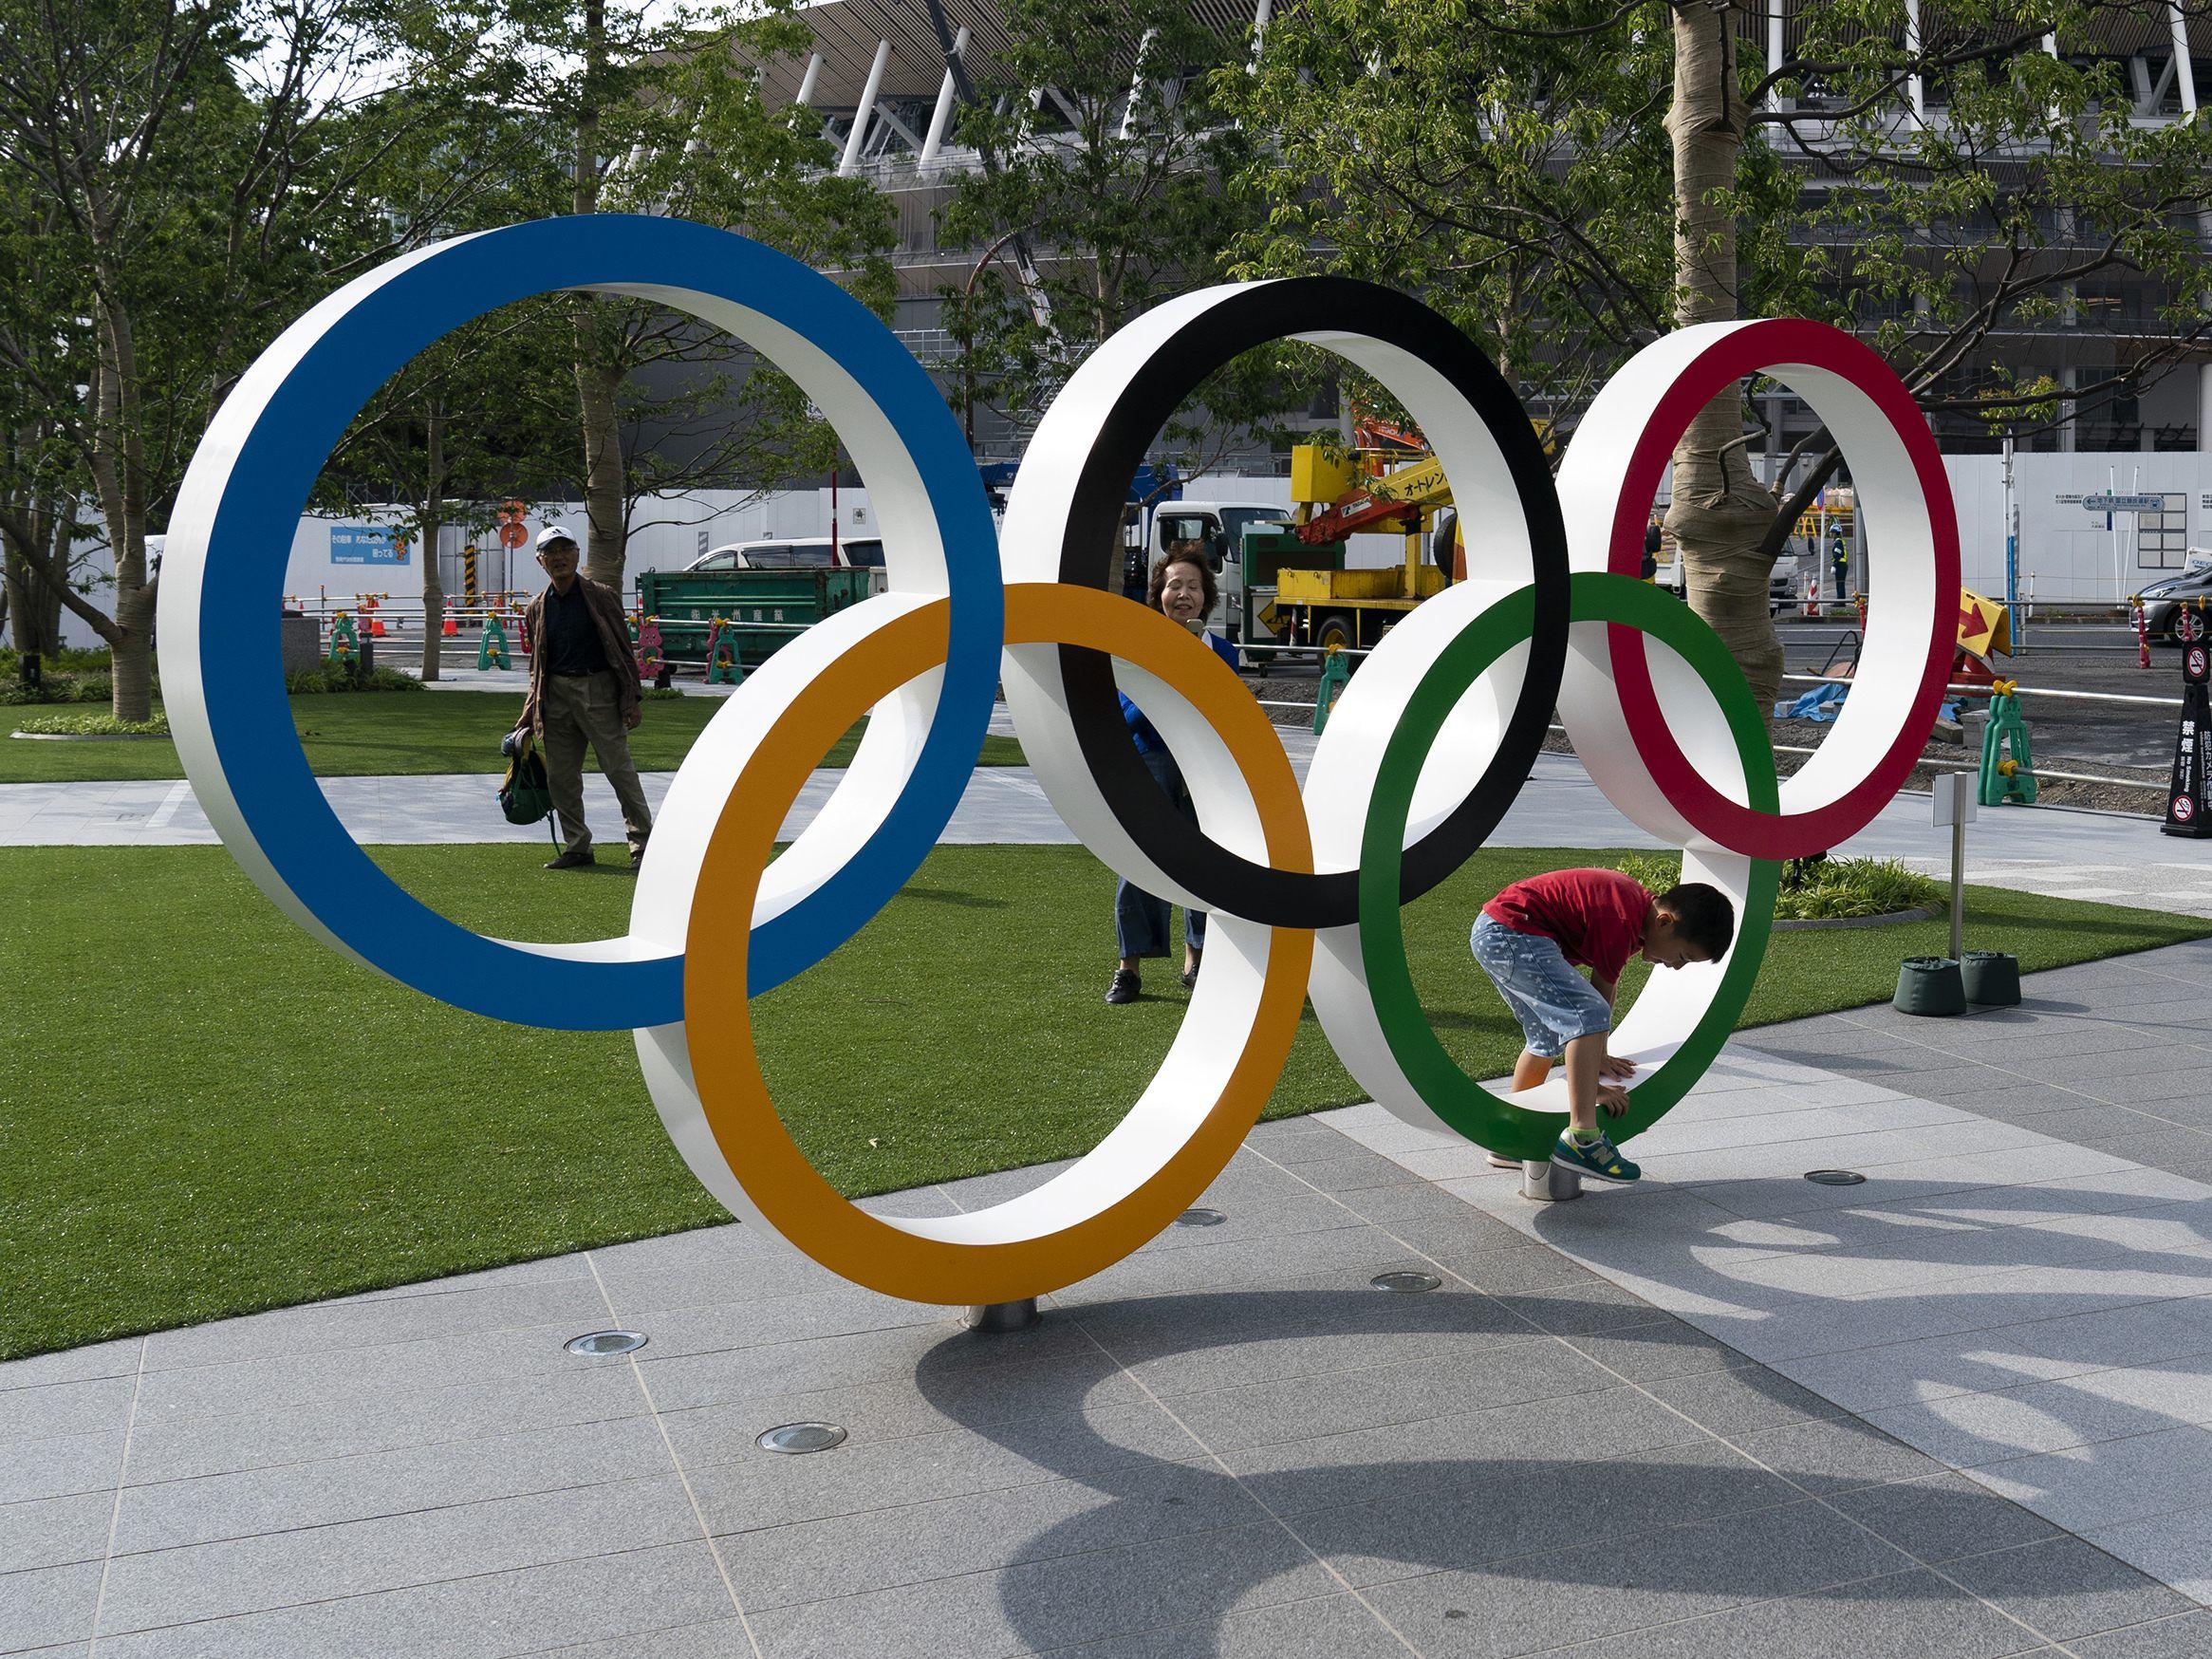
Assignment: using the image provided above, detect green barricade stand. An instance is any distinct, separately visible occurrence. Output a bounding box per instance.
[327,611,359,668]
[477,613,511,671]
[705,617,743,685]
[1313,646,1352,734]
[1978,681,2036,807]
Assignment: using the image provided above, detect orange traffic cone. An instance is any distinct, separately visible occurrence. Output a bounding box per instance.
[441,615,458,637]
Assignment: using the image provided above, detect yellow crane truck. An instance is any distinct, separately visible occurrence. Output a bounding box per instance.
[1256,438,1457,655]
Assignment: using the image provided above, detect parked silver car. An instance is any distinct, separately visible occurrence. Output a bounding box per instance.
[2135,564,2212,643]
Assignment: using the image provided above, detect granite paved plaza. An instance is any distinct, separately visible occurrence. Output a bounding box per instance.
[11,948,2212,1656]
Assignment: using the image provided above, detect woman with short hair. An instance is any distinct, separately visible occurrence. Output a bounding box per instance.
[1104,549,1238,1005]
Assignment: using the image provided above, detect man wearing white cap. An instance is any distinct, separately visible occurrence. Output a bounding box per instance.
[511,526,652,869]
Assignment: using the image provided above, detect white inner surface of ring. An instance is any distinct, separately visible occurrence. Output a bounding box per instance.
[639,283,1308,1274]
[1316,610,1757,1138]
[633,616,1297,1258]
[619,283,957,962]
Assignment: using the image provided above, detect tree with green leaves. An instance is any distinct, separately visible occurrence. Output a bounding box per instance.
[938,0,1271,463]
[0,0,535,719]
[321,308,582,678]
[1232,0,2212,707]
[489,0,897,592]
[0,159,90,662]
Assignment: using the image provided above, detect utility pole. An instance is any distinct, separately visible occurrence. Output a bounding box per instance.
[2002,433,2023,654]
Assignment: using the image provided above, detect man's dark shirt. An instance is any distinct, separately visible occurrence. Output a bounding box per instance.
[543,580,609,676]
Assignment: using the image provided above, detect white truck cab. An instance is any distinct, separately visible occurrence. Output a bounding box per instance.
[1139,501,1288,639]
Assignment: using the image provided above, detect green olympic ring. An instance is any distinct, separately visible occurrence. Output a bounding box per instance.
[1358,571,1783,1161]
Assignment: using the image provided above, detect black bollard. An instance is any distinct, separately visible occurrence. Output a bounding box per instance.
[2164,607,2212,838]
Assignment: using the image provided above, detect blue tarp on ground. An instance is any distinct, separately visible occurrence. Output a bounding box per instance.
[1776,682,1850,721]
[1774,682,1961,725]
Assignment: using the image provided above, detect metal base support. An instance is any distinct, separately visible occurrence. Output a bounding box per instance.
[1520,1159,1583,1202]
[961,1298,1040,1333]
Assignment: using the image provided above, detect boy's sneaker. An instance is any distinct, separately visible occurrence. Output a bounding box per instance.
[1485,1151,1521,1170]
[1552,1130,1640,1184]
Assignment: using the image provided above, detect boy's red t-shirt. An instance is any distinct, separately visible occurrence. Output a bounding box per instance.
[1482,869,1652,982]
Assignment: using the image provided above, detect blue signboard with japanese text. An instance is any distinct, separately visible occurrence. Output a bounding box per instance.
[330,524,408,565]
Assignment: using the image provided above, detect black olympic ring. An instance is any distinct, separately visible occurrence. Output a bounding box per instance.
[1053,277,1572,929]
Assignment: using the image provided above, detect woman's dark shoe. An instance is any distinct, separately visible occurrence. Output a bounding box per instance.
[1105,968,1141,1005]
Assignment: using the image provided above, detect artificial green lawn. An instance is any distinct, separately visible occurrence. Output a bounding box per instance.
[6,841,2205,1359]
[0,689,1024,782]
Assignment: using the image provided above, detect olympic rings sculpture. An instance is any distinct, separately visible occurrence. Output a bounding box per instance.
[160,216,1958,1307]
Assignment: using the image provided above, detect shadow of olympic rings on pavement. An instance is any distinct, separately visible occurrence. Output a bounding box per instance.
[904,1282,2074,1653]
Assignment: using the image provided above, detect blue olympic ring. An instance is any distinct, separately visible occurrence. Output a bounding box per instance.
[177,216,999,1030]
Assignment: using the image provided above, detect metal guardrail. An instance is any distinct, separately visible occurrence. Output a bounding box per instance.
[313,598,2181,798]
[1235,640,1374,659]
[1779,670,2181,710]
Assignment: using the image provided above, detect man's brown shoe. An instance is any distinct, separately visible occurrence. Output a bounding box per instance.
[544,848,596,870]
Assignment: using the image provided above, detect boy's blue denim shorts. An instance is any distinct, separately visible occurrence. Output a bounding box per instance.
[1471,914,1613,1059]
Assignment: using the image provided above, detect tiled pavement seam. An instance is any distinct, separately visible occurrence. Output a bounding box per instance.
[1205,1136,2184,1659]
[82,1339,147,1659]
[725,1149,2194,1654]
[1739,945,2212,1187]
[578,1249,765,1659]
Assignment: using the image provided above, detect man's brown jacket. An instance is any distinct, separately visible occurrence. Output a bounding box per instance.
[513,577,640,735]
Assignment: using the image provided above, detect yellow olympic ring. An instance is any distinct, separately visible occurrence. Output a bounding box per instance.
[677,585,1315,1305]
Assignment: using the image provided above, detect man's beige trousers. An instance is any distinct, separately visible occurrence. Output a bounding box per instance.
[538,670,652,858]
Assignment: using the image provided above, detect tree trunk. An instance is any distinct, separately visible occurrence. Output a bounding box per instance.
[575,357,627,592]
[567,0,626,596]
[90,305,157,722]
[4,503,67,657]
[1664,0,1783,711]
[419,401,446,682]
[111,580,156,718]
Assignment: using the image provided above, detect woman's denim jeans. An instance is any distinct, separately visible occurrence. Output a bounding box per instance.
[1113,748,1207,959]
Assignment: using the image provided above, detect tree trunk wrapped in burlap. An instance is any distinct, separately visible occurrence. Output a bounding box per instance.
[1664,1,1784,722]
[1666,435,1784,714]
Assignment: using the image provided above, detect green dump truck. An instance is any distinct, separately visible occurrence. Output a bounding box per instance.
[637,567,873,673]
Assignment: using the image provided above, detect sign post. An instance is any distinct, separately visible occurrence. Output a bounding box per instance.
[1934,773,1977,961]
[2002,436,2021,654]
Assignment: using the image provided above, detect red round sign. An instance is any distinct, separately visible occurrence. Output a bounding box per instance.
[2177,795,2196,823]
[497,520,527,549]
[2188,645,2206,680]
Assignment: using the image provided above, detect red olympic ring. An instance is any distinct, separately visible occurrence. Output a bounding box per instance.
[1587,321,1960,859]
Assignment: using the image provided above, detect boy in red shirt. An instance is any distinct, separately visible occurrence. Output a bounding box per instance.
[1473,868,1735,1184]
